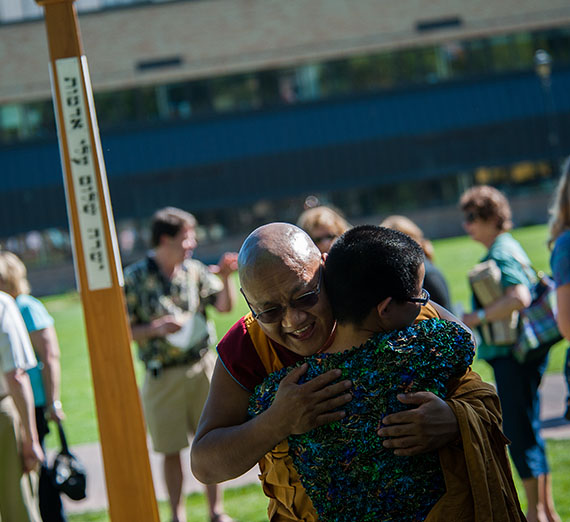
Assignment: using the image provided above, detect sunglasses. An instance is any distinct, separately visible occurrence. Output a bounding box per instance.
[464,211,478,223]
[241,266,323,324]
[407,288,430,306]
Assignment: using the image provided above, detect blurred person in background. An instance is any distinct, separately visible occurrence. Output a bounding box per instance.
[124,207,237,522]
[0,251,66,521]
[0,290,43,522]
[459,186,560,522]
[297,205,350,254]
[380,215,452,310]
[547,157,570,421]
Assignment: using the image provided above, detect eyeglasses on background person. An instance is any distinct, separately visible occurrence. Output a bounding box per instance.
[407,288,430,306]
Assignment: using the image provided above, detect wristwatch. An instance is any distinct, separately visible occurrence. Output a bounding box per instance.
[477,309,487,324]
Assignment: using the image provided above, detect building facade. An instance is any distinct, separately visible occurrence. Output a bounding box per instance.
[1,0,570,279]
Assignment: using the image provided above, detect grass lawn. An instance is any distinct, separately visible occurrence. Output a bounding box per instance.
[39,223,570,520]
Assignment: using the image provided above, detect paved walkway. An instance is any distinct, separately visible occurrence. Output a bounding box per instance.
[55,373,570,515]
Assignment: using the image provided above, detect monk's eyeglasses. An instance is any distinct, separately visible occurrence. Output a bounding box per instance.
[240,266,323,324]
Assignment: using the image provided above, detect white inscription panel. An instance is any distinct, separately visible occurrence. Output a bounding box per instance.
[55,57,112,290]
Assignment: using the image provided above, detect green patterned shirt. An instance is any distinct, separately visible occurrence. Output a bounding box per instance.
[124,254,223,369]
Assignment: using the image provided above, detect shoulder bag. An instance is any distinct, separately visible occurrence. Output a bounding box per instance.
[512,258,562,364]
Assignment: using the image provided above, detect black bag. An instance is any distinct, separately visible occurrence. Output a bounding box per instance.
[50,421,87,501]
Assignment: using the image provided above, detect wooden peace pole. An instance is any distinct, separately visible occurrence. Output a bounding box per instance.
[35,1,160,520]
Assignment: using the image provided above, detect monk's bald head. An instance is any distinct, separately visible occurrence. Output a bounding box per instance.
[238,223,320,289]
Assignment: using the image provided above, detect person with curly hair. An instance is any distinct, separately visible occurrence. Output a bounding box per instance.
[460,185,560,522]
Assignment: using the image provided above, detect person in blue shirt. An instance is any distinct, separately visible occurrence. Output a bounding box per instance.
[0,251,67,522]
[548,157,570,422]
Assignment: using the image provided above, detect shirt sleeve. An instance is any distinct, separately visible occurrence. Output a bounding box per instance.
[196,261,224,304]
[550,232,570,288]
[0,295,37,374]
[489,240,531,288]
[17,295,54,332]
[123,264,142,325]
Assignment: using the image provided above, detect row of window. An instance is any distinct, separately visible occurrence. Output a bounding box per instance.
[1,25,569,145]
[1,158,557,275]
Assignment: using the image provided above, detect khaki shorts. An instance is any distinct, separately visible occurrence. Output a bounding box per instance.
[142,349,216,455]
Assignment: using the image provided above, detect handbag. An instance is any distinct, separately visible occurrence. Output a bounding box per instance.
[50,421,87,501]
[512,261,562,364]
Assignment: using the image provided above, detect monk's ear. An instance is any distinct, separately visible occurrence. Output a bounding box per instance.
[375,296,392,318]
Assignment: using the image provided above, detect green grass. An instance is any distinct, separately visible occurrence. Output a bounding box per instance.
[40,223,570,520]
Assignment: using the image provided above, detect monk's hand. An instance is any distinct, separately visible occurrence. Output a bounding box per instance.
[377,392,458,456]
[272,363,352,436]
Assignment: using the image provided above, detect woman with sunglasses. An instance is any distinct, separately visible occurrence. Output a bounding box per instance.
[459,185,560,522]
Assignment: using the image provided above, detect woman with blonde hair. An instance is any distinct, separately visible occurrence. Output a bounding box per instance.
[380,215,451,309]
[548,156,570,421]
[297,205,350,254]
[0,251,67,522]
